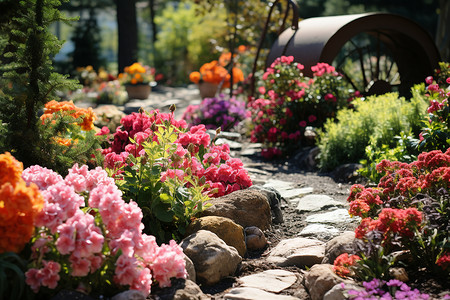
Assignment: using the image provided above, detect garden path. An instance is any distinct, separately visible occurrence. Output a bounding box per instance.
[117,85,361,299]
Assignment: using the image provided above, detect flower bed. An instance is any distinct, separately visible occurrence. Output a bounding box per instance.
[248,56,358,159]
[332,149,450,297]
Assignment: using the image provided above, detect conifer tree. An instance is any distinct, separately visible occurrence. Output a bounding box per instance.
[0,0,87,172]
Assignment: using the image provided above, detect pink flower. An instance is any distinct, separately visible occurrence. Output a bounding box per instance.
[22,165,63,190]
[324,93,336,102]
[69,255,91,277]
[425,76,434,85]
[95,126,110,136]
[151,240,187,288]
[308,115,317,123]
[258,86,266,94]
[114,255,141,286]
[299,120,307,127]
[161,169,185,182]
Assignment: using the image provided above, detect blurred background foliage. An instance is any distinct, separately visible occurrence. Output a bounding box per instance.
[1,0,445,85]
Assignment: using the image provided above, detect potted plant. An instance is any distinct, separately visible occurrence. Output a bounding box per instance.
[189,54,244,99]
[118,62,155,100]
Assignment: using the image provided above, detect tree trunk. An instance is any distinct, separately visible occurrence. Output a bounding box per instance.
[436,0,450,61]
[116,0,138,72]
[149,0,157,42]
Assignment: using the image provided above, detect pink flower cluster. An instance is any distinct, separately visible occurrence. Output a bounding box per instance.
[22,164,187,297]
[249,56,358,158]
[103,111,252,197]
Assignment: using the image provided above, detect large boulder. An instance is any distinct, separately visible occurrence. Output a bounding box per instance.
[199,189,272,230]
[152,279,209,300]
[303,264,351,300]
[180,230,242,285]
[185,216,246,257]
[322,231,358,264]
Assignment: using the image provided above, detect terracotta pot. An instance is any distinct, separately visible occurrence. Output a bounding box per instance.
[198,82,220,99]
[125,84,151,100]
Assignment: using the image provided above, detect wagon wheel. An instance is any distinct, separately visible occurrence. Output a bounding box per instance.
[333,32,401,96]
[265,12,441,97]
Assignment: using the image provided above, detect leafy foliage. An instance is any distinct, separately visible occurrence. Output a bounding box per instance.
[418,62,450,152]
[0,0,81,170]
[154,1,227,85]
[248,58,357,159]
[317,90,427,171]
[111,122,211,243]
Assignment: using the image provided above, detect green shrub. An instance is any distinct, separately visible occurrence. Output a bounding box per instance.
[317,90,428,171]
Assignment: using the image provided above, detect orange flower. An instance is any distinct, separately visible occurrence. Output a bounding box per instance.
[238,45,247,53]
[189,71,201,84]
[0,153,44,254]
[0,152,23,187]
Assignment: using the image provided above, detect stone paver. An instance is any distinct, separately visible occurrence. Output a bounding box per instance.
[238,269,298,293]
[224,287,301,300]
[305,208,356,225]
[296,194,344,213]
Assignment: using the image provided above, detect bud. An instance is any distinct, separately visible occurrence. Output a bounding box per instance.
[215,127,221,135]
[169,104,176,113]
[151,123,158,132]
[139,107,145,114]
[187,143,196,153]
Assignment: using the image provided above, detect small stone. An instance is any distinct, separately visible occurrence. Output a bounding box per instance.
[245,226,267,250]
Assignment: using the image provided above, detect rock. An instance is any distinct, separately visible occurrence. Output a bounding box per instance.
[266,237,325,267]
[238,269,298,293]
[215,138,242,150]
[223,287,302,300]
[322,231,357,264]
[305,209,357,225]
[299,224,340,241]
[296,194,344,213]
[180,230,242,285]
[245,226,267,251]
[111,290,145,300]
[389,267,409,282]
[184,255,196,282]
[303,264,350,300]
[332,163,363,183]
[50,290,96,300]
[294,146,320,170]
[200,189,272,231]
[185,216,246,257]
[152,278,209,300]
[248,185,283,223]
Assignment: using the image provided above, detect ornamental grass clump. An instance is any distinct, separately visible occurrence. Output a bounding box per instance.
[182,93,249,131]
[248,56,357,159]
[22,163,187,298]
[334,149,450,287]
[102,108,252,243]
